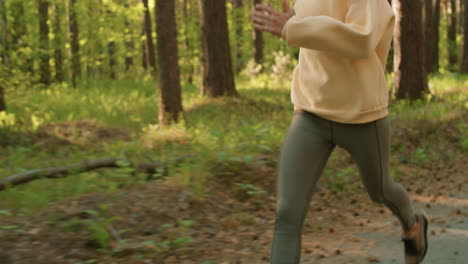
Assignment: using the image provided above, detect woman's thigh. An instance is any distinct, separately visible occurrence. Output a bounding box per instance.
[276,111,335,216]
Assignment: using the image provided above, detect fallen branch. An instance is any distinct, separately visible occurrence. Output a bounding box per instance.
[0,156,194,191]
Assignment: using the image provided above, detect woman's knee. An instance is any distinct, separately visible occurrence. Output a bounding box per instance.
[275,203,305,228]
[367,179,399,204]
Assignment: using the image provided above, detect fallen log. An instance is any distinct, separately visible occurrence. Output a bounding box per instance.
[0,156,193,191]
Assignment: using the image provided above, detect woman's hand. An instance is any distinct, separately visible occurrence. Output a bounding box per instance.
[251,0,294,38]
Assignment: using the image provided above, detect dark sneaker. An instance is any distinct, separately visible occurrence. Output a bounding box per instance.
[402,214,429,264]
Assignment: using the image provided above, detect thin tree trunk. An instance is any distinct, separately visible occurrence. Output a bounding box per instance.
[424,0,435,74]
[234,0,244,73]
[0,85,5,111]
[86,1,95,79]
[183,0,194,84]
[156,0,183,125]
[460,0,468,71]
[38,0,51,85]
[54,4,64,82]
[108,41,117,79]
[0,0,8,65]
[253,0,263,66]
[125,34,134,72]
[124,3,134,72]
[433,0,441,72]
[393,0,429,100]
[198,0,238,97]
[141,26,148,70]
[0,0,5,113]
[448,0,458,69]
[69,0,81,86]
[142,0,157,76]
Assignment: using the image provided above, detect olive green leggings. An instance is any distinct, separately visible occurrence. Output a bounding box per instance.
[270,110,416,264]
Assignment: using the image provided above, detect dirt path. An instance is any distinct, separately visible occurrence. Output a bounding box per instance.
[299,172,468,264]
[299,193,468,264]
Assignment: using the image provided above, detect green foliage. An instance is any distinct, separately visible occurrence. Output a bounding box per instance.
[156,220,196,256]
[325,166,358,193]
[80,204,122,249]
[234,182,266,198]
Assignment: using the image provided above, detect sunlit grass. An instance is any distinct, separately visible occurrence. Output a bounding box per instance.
[0,73,466,214]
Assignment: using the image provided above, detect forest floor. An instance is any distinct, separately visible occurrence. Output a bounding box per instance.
[0,77,467,264]
[0,146,466,264]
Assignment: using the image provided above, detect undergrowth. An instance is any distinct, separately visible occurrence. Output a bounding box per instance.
[0,73,466,216]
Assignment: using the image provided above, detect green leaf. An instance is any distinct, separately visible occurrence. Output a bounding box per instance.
[0,210,12,216]
[1,225,18,230]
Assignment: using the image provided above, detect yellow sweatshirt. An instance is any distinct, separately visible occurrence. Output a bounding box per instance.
[281,0,395,124]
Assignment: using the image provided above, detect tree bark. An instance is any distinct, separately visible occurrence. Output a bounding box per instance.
[0,85,5,112]
[424,0,435,74]
[183,0,194,83]
[461,0,468,72]
[124,4,134,72]
[54,4,64,82]
[108,40,117,79]
[38,0,51,85]
[0,0,8,64]
[198,0,238,97]
[142,0,157,76]
[448,0,458,69]
[0,0,5,111]
[234,0,244,73]
[432,0,441,72]
[253,0,264,66]
[156,0,184,125]
[141,26,148,70]
[69,0,81,86]
[393,0,429,100]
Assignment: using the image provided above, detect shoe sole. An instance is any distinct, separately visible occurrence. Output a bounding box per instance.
[418,214,429,264]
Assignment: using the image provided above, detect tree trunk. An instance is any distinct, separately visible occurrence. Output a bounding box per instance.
[0,0,8,65]
[0,0,5,113]
[198,0,238,97]
[142,0,157,76]
[0,85,5,112]
[183,0,194,83]
[38,0,51,85]
[141,26,148,70]
[124,4,134,72]
[11,1,32,74]
[432,0,441,72]
[108,40,117,79]
[424,0,435,74]
[234,0,244,73]
[460,0,468,72]
[69,0,81,87]
[253,0,263,66]
[156,0,183,125]
[54,4,64,82]
[86,1,94,79]
[393,0,429,100]
[448,0,458,69]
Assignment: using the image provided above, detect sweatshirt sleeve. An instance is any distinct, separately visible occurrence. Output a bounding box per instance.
[282,0,394,58]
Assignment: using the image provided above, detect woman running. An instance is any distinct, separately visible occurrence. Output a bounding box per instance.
[251,0,429,263]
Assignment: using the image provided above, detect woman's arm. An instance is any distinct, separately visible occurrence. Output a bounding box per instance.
[282,0,395,58]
